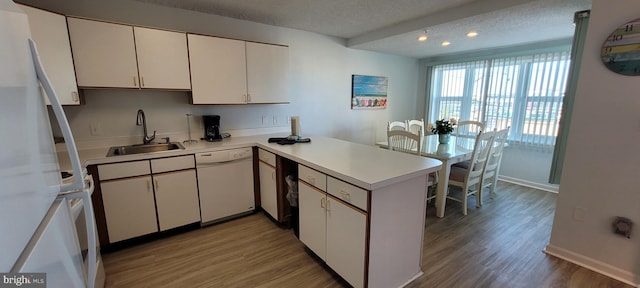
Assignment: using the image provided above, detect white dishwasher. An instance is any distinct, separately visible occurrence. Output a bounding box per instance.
[196,147,255,225]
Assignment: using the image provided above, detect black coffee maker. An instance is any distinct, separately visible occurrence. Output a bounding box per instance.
[203,115,222,142]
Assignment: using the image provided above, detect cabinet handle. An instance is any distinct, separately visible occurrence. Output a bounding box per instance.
[320,198,325,209]
[340,190,350,198]
[154,179,159,191]
[326,199,331,212]
[71,92,79,102]
[146,180,151,192]
[133,76,137,86]
[271,171,276,180]
[247,93,251,102]
[141,76,145,87]
[307,176,315,185]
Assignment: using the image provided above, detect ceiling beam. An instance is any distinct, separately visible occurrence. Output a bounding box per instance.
[347,0,538,47]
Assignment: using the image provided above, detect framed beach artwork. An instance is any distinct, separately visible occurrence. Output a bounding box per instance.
[351,74,388,109]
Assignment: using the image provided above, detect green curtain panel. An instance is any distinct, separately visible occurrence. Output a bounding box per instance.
[549,10,591,184]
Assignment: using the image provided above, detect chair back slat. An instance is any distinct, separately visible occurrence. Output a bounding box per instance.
[407,119,424,135]
[465,130,495,183]
[456,120,485,139]
[388,121,407,131]
[387,129,421,155]
[407,119,425,143]
[485,127,510,173]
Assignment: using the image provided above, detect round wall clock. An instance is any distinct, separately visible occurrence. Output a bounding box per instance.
[601,18,640,76]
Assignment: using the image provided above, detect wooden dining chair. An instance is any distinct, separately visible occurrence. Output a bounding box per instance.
[386,129,437,206]
[446,130,495,215]
[455,120,485,139]
[407,119,424,134]
[387,129,421,154]
[407,118,425,145]
[387,121,408,131]
[480,126,510,204]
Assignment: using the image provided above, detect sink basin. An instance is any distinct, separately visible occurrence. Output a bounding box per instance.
[106,142,185,157]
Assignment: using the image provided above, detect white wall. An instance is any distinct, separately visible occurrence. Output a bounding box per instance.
[546,0,640,285]
[22,0,420,146]
[499,146,557,191]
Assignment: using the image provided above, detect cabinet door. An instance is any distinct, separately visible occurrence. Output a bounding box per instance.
[19,5,79,105]
[188,34,247,104]
[67,17,139,88]
[246,42,289,103]
[298,182,326,260]
[258,161,278,220]
[134,27,191,90]
[326,198,367,288]
[153,170,200,231]
[101,176,157,243]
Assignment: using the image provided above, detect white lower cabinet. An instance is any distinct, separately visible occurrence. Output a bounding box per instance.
[298,164,368,288]
[258,161,278,219]
[101,175,158,243]
[98,155,199,243]
[326,197,367,288]
[258,148,280,220]
[299,183,327,259]
[153,170,200,231]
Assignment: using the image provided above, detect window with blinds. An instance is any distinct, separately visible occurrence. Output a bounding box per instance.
[429,50,571,148]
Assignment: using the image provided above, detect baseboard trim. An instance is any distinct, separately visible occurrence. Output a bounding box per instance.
[498,176,559,193]
[543,244,638,287]
[399,271,423,288]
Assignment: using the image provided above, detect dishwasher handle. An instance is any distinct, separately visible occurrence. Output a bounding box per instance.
[195,149,253,165]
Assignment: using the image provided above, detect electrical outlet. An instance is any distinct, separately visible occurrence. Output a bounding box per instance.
[573,206,585,221]
[89,122,102,136]
[262,115,268,125]
[273,115,278,126]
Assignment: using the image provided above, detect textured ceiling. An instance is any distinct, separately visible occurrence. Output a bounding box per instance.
[134,0,592,59]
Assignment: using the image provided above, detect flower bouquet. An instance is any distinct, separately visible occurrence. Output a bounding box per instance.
[427,118,457,144]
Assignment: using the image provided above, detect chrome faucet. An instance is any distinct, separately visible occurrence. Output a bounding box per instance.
[136,109,156,145]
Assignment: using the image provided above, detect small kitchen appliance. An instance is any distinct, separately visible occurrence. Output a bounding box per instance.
[203,115,222,142]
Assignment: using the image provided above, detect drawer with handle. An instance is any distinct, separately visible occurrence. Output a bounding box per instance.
[298,164,326,191]
[327,176,368,211]
[258,149,276,166]
[98,160,150,180]
[151,155,195,173]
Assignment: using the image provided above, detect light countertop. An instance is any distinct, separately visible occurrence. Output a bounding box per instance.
[58,134,442,191]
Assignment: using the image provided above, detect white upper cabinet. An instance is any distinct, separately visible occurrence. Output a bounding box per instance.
[133,27,191,90]
[67,18,190,89]
[246,42,289,103]
[67,17,139,88]
[188,34,247,104]
[19,5,80,105]
[188,34,289,104]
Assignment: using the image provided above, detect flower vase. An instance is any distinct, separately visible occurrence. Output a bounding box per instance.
[438,133,450,144]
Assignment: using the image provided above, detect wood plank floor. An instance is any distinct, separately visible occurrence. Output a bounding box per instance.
[102,182,633,288]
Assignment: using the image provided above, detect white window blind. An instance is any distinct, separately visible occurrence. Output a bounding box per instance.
[429,50,571,148]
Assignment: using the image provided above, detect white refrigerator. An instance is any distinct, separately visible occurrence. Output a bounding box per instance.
[0,1,102,287]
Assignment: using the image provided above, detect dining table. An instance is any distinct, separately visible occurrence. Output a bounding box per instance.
[377,134,477,218]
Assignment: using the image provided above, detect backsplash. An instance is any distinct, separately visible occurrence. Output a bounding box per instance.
[49,89,292,148]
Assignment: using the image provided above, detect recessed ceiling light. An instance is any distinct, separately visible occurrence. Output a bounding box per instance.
[467,31,478,38]
[417,29,428,42]
[441,41,451,47]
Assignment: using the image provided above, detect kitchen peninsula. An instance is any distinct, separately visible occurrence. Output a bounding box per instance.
[59,135,442,288]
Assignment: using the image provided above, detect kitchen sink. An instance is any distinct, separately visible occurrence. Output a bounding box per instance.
[106,142,185,157]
